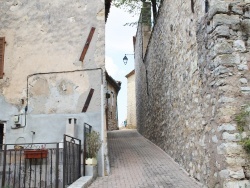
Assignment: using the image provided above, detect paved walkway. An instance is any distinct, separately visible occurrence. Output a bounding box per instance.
[89,130,202,188]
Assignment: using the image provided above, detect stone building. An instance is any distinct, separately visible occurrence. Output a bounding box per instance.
[126,69,136,128]
[0,0,111,176]
[135,0,250,187]
[106,72,121,131]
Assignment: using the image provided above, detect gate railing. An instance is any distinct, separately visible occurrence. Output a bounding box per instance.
[0,134,83,188]
[63,134,81,187]
[0,142,63,188]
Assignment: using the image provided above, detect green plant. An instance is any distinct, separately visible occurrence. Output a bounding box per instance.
[241,138,250,153]
[113,0,161,25]
[86,131,102,158]
[235,110,249,132]
[235,106,250,153]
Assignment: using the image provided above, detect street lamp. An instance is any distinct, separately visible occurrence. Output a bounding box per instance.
[123,54,134,65]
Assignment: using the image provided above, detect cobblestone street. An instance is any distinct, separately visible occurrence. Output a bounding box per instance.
[89,130,202,188]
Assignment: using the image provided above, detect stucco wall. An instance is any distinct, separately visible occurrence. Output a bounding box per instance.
[0,0,105,105]
[0,0,106,176]
[126,71,136,127]
[135,1,250,187]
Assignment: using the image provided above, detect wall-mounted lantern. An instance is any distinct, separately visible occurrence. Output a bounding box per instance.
[123,54,134,65]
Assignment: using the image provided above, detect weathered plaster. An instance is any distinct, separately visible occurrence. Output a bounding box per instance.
[28,70,102,114]
[0,0,105,105]
[0,0,107,177]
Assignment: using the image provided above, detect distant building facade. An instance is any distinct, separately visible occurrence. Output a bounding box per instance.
[106,73,121,131]
[126,70,136,128]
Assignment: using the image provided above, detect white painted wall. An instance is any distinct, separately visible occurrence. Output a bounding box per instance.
[126,71,136,127]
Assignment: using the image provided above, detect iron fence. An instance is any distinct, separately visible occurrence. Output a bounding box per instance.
[0,142,63,188]
[0,134,83,188]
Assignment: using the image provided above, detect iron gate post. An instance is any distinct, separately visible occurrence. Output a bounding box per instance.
[55,143,59,188]
[63,135,66,187]
[79,140,81,177]
[83,125,86,176]
[1,144,7,187]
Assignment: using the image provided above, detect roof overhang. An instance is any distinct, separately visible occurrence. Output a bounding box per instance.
[105,0,112,22]
[125,69,135,78]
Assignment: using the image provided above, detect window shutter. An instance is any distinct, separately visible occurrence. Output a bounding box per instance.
[0,37,5,79]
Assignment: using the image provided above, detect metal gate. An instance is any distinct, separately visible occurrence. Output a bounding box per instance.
[63,134,81,187]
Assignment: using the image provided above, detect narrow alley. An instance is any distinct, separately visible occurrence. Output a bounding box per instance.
[89,130,202,188]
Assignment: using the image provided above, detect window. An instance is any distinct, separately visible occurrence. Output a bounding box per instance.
[0,37,5,79]
[111,91,114,106]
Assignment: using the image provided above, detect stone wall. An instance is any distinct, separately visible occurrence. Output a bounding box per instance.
[135,0,250,187]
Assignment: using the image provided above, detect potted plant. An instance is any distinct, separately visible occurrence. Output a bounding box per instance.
[85,131,102,165]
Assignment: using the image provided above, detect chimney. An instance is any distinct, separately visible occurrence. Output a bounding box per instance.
[66,118,77,137]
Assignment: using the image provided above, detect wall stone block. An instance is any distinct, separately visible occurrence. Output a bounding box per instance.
[212,14,240,28]
[225,181,250,188]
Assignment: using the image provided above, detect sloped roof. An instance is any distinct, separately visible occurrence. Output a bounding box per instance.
[125,69,135,78]
[106,72,121,93]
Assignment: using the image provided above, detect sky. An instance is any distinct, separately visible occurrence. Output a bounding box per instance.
[105,5,139,126]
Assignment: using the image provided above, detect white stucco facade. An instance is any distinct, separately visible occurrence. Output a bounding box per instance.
[126,70,136,128]
[0,0,108,176]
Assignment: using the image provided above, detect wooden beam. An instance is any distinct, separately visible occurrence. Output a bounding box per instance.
[79,27,96,62]
[82,88,95,112]
[0,37,5,79]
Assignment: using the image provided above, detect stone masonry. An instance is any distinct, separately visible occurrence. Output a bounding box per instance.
[135,0,250,187]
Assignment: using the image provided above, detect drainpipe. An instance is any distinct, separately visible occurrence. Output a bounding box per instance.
[100,84,105,176]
